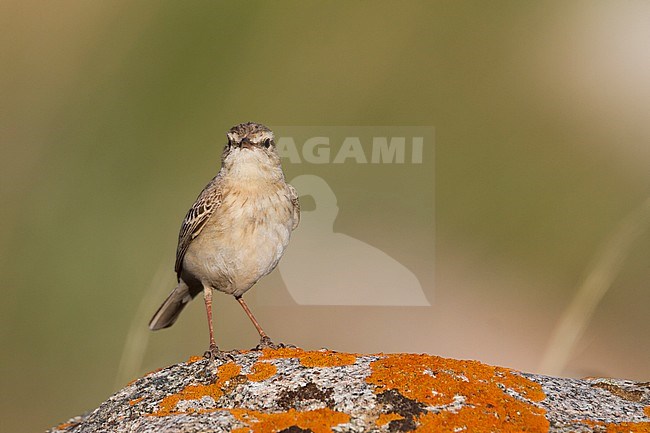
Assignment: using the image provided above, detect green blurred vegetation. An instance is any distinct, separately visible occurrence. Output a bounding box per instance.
[2,1,649,431]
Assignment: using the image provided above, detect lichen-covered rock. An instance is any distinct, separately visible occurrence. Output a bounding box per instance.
[48,348,650,433]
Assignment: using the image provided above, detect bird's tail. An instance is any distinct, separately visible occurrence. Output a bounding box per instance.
[148,281,196,330]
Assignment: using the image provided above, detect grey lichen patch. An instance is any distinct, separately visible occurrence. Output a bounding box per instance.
[129,410,242,433]
[175,395,218,413]
[524,373,650,432]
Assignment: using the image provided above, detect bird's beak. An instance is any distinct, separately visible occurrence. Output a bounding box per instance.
[239,138,254,150]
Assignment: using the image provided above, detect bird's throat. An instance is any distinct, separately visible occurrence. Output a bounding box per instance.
[223,150,283,182]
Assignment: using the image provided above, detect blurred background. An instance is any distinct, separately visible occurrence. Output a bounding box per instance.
[2,1,650,431]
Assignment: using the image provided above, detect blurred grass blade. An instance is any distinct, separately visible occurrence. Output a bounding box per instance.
[114,260,173,389]
[540,197,650,376]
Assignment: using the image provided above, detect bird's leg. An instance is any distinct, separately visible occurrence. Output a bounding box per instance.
[235,296,275,348]
[203,287,219,359]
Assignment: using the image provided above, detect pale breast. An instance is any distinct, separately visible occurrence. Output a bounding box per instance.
[182,179,295,296]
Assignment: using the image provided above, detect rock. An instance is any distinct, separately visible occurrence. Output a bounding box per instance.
[48,348,650,433]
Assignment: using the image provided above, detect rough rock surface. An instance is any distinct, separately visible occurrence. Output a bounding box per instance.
[48,348,650,433]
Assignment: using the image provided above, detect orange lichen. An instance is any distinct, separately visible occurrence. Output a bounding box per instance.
[186,355,204,363]
[299,351,357,368]
[259,347,307,360]
[605,422,650,433]
[260,347,357,367]
[129,397,144,406]
[247,361,277,382]
[366,353,549,432]
[645,406,650,417]
[376,413,404,426]
[55,422,78,430]
[230,408,350,433]
[151,362,242,417]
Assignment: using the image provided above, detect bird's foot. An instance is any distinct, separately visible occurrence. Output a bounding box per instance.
[203,344,236,363]
[254,336,296,350]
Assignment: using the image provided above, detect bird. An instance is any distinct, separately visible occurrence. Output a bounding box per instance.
[149,122,300,357]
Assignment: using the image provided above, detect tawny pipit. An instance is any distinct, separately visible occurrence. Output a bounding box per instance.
[149,122,300,355]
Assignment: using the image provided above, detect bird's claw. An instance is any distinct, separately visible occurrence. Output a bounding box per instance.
[254,336,295,350]
[203,344,236,363]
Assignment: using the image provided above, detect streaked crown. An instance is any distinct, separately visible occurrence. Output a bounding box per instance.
[227,122,275,148]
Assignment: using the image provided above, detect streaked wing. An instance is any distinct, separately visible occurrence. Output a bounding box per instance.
[288,183,300,231]
[175,175,222,274]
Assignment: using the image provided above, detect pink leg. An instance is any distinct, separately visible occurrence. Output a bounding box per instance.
[203,287,217,351]
[236,296,270,342]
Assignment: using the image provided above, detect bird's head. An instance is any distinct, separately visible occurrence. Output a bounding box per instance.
[221,122,282,174]
[226,122,275,150]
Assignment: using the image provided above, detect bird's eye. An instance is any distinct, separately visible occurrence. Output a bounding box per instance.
[263,138,272,148]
